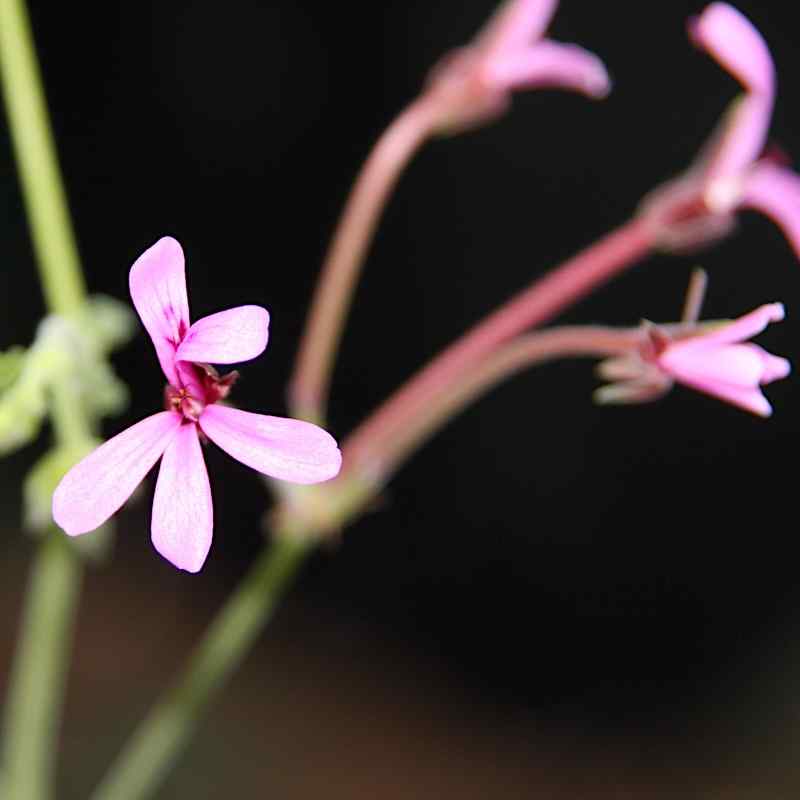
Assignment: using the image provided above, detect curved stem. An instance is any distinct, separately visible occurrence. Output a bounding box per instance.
[344,217,654,473]
[90,536,311,800]
[0,0,85,314]
[288,98,437,424]
[0,1,90,796]
[350,326,641,480]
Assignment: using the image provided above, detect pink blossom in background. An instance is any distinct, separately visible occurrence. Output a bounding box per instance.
[654,303,789,416]
[52,237,342,572]
[641,3,800,255]
[424,0,610,134]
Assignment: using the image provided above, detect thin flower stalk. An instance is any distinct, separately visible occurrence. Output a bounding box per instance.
[0,0,91,796]
[0,0,85,314]
[343,218,654,476]
[343,325,643,485]
[288,97,438,424]
[90,535,311,800]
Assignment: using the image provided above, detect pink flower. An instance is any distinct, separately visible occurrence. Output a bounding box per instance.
[423,0,610,134]
[640,3,800,255]
[52,237,342,572]
[655,303,790,416]
[599,303,790,417]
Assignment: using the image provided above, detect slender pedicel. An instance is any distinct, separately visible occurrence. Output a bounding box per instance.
[341,219,654,476]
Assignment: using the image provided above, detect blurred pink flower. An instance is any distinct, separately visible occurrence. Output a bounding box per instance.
[423,0,610,134]
[52,237,341,572]
[655,302,790,417]
[641,3,800,255]
[599,303,790,416]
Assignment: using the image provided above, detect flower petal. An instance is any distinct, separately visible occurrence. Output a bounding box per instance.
[673,376,772,417]
[479,0,557,59]
[487,40,610,97]
[666,303,784,352]
[151,423,213,573]
[689,3,774,96]
[175,306,269,365]
[741,162,800,257]
[701,94,772,183]
[53,412,182,536]
[659,343,772,388]
[759,350,791,384]
[199,404,341,484]
[129,237,191,386]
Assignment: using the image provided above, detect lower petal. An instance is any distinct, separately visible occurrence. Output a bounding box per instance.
[659,343,768,388]
[199,404,342,484]
[53,411,181,536]
[151,423,213,573]
[672,376,772,417]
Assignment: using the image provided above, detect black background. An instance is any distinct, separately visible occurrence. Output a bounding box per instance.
[2,1,800,796]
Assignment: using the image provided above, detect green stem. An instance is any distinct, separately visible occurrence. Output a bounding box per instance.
[1,533,83,800]
[0,0,85,314]
[0,1,90,796]
[90,536,311,800]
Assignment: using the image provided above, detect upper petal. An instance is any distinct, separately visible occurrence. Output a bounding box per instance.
[479,0,557,59]
[689,3,775,96]
[129,237,191,386]
[666,303,784,352]
[199,404,342,484]
[53,411,182,536]
[175,306,270,365]
[741,162,800,258]
[487,40,610,98]
[151,422,213,573]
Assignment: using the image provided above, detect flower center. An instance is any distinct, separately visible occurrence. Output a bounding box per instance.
[164,363,239,422]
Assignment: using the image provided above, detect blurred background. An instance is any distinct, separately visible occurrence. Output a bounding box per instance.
[2,0,800,796]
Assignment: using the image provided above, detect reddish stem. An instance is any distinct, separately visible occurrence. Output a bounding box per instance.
[351,326,642,480]
[288,98,438,423]
[344,217,655,472]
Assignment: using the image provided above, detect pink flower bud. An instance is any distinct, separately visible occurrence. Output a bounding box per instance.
[422,0,610,135]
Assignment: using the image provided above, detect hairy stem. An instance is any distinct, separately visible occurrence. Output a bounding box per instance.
[288,98,437,424]
[90,536,311,800]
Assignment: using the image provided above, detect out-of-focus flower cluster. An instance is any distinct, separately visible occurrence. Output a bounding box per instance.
[0,295,135,557]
